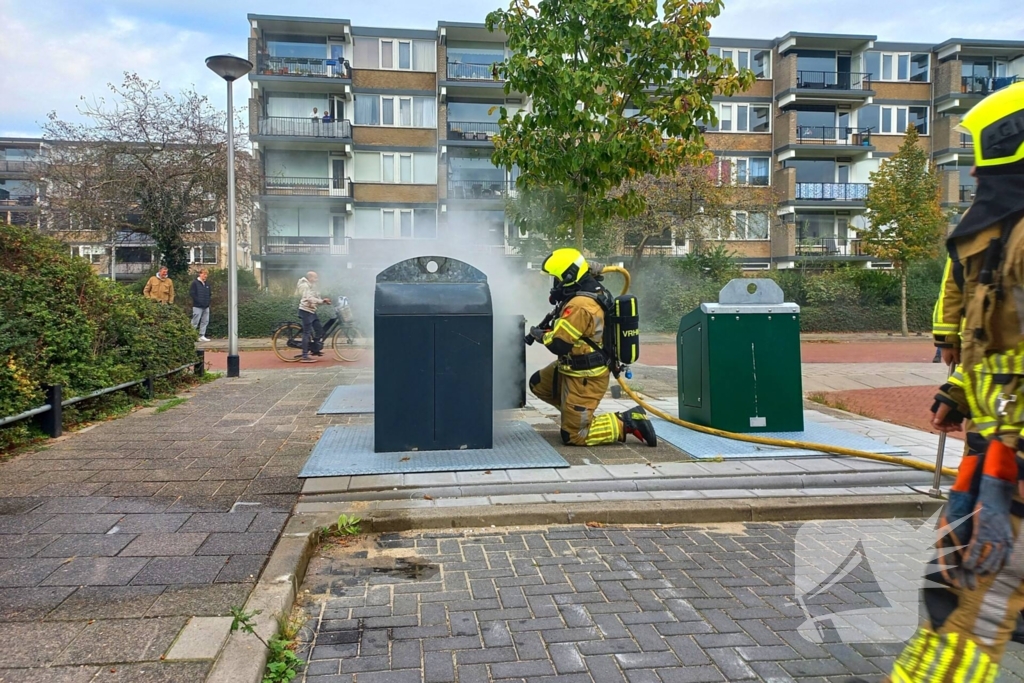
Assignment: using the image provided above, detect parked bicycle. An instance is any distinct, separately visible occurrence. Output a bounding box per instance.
[271,297,367,363]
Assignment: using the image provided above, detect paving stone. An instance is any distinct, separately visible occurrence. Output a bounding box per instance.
[196,532,278,555]
[36,533,137,558]
[41,557,150,587]
[214,554,267,583]
[164,616,233,660]
[120,533,209,557]
[131,556,228,585]
[0,621,87,667]
[147,583,252,616]
[0,665,101,682]
[0,532,62,558]
[111,514,192,534]
[178,512,257,533]
[0,585,76,620]
[88,661,210,682]
[47,586,166,620]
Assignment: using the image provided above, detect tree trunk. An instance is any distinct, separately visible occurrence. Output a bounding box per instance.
[631,234,650,272]
[900,265,909,337]
[574,211,584,249]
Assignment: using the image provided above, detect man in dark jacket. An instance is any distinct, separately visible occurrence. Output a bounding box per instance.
[189,268,212,342]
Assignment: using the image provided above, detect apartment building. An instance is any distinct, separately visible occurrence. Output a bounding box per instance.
[0,137,239,281]
[246,14,1024,280]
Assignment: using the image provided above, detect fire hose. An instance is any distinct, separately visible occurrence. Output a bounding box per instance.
[595,266,957,479]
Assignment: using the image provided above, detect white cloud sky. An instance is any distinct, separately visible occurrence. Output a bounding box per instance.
[1,0,1021,137]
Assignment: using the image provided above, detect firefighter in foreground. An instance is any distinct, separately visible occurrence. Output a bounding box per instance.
[526,248,657,447]
[851,82,1024,683]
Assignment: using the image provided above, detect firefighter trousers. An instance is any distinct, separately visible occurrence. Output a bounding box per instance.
[529,362,621,446]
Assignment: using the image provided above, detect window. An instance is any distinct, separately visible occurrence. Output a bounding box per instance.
[877,105,929,135]
[709,48,771,79]
[353,208,437,238]
[731,211,770,240]
[711,157,770,186]
[708,103,771,133]
[864,51,930,82]
[354,37,436,71]
[354,95,436,127]
[858,105,879,133]
[190,218,217,233]
[352,152,436,183]
[77,245,106,264]
[266,35,325,59]
[189,246,218,265]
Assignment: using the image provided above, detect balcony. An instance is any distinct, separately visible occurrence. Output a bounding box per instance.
[961,133,973,148]
[794,182,869,202]
[796,126,873,145]
[962,75,1021,95]
[264,177,353,198]
[0,159,38,173]
[257,117,352,140]
[255,55,350,80]
[796,71,870,91]
[960,185,976,203]
[796,238,865,257]
[0,194,37,207]
[446,61,501,81]
[447,179,516,200]
[263,236,349,256]
[447,121,500,142]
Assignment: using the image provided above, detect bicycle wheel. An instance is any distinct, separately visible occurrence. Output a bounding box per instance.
[272,323,305,363]
[332,325,367,362]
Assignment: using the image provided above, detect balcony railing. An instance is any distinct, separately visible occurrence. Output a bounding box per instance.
[447,179,516,199]
[0,159,38,173]
[959,133,974,148]
[795,126,873,146]
[264,176,353,197]
[256,55,350,79]
[796,71,871,91]
[0,195,38,207]
[796,238,864,257]
[447,121,500,141]
[264,236,348,255]
[258,116,352,139]
[795,182,870,201]
[447,61,501,81]
[962,75,1021,95]
[960,185,976,203]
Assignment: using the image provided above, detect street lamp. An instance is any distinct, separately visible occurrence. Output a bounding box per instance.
[206,54,253,378]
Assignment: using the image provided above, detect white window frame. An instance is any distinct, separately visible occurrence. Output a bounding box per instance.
[361,152,431,184]
[188,245,218,265]
[190,217,218,233]
[367,95,434,128]
[709,48,772,79]
[77,245,106,264]
[874,51,912,82]
[376,208,433,238]
[374,38,433,72]
[731,211,770,241]
[878,105,929,135]
[713,156,771,186]
[713,103,771,133]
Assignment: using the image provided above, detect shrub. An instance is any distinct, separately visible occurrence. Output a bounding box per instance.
[0,223,197,448]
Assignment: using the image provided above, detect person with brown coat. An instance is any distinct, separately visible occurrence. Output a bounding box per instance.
[144,267,175,304]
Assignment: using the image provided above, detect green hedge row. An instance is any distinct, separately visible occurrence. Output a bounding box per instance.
[0,224,197,448]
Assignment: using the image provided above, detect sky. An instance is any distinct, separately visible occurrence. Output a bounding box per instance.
[1,0,1022,137]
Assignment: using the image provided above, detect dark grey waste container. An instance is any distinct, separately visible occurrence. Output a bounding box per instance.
[374,256,493,453]
[494,315,526,410]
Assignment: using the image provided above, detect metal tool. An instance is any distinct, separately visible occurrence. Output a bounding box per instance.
[914,361,956,499]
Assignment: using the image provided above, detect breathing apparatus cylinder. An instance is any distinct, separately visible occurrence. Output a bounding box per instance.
[598,266,641,369]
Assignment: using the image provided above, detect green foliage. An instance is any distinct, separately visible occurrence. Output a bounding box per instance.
[154,397,188,414]
[229,607,304,683]
[321,514,362,539]
[487,0,754,245]
[0,223,196,449]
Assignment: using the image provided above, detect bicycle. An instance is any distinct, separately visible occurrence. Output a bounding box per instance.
[271,297,367,363]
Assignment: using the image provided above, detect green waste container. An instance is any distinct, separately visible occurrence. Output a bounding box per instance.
[677,278,803,433]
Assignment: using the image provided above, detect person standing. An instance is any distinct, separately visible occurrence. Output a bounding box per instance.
[295,271,330,363]
[143,266,174,304]
[189,268,212,342]
[848,83,1024,683]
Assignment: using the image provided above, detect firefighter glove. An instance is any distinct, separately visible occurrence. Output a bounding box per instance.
[937,489,977,588]
[962,440,1017,577]
[528,326,547,343]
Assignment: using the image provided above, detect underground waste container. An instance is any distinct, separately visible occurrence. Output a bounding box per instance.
[677,278,803,433]
[374,256,493,452]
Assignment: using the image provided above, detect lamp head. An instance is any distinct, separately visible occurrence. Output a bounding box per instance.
[205,54,253,82]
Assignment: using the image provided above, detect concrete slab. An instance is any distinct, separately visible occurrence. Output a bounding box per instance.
[165,616,233,661]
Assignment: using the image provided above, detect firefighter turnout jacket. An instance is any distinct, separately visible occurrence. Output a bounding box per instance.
[542,294,610,378]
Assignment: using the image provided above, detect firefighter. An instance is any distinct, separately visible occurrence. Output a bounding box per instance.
[527,248,657,447]
[851,82,1024,683]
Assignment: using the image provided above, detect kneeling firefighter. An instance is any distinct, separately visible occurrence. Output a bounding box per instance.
[526,248,657,447]
[848,83,1024,683]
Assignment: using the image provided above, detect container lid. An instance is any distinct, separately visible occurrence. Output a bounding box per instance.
[375,256,492,316]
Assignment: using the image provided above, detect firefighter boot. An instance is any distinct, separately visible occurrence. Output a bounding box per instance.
[619,406,657,447]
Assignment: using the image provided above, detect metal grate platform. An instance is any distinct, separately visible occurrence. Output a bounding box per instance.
[651,418,910,460]
[317,384,375,415]
[300,420,569,477]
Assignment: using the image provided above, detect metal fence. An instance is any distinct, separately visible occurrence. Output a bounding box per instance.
[795,126,873,145]
[258,117,352,139]
[961,75,1021,95]
[447,121,500,141]
[0,352,206,438]
[447,179,515,199]
[257,55,351,79]
[446,61,500,81]
[960,185,976,203]
[264,176,353,197]
[796,71,871,90]
[795,182,870,201]
[796,238,864,256]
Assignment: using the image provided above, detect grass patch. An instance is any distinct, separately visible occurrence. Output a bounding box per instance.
[154,397,188,414]
[807,392,851,413]
[199,371,223,384]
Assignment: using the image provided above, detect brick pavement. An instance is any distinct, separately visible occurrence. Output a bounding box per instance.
[0,367,368,681]
[640,341,936,367]
[810,386,941,435]
[295,523,1024,683]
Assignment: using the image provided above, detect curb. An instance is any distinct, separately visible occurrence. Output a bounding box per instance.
[205,493,940,682]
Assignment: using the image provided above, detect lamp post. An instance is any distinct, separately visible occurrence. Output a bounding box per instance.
[205,54,253,378]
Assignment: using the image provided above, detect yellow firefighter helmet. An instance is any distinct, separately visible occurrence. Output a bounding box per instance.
[542,248,589,286]
[958,81,1024,168]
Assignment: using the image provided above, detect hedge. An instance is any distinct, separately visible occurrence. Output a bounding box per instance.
[0,223,197,448]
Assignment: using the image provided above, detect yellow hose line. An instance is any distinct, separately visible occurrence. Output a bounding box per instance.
[615,375,957,479]
[600,266,631,296]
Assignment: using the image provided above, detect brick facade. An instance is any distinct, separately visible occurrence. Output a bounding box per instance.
[773,110,798,150]
[871,134,931,155]
[773,54,796,96]
[936,59,962,100]
[353,183,438,203]
[352,127,437,147]
[724,240,771,258]
[870,82,931,102]
[704,133,772,152]
[352,70,436,92]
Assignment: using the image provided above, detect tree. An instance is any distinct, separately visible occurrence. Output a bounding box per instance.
[40,73,258,280]
[486,0,753,248]
[861,124,946,336]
